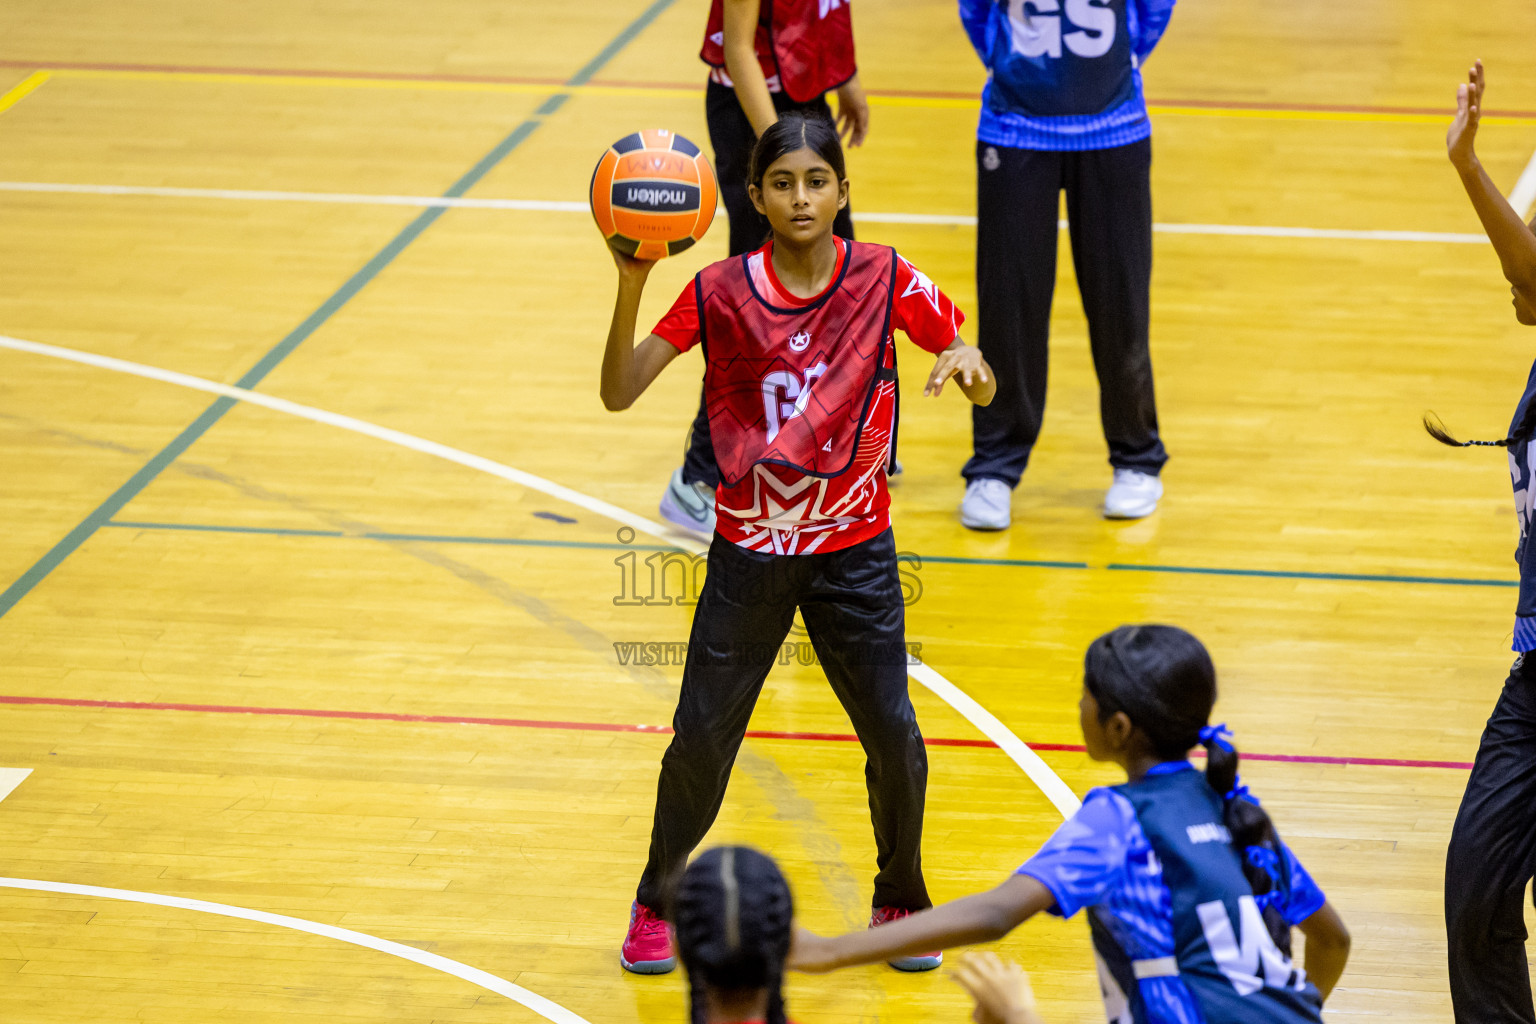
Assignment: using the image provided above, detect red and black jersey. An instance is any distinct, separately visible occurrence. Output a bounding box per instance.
[700,0,857,104]
[655,238,964,555]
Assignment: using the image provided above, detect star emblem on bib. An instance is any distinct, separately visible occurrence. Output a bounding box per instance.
[789,330,812,352]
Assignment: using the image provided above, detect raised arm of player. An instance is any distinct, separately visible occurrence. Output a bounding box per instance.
[722,0,778,138]
[1448,61,1536,302]
[925,337,996,406]
[600,249,682,411]
[788,873,1052,973]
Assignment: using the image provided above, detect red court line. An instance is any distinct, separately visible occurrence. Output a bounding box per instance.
[0,58,570,87]
[0,59,1516,117]
[0,694,1474,770]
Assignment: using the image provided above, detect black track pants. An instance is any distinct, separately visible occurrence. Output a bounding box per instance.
[962,138,1167,485]
[635,528,930,912]
[1447,653,1536,1023]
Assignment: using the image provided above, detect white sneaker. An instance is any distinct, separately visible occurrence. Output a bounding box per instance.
[1103,469,1162,519]
[960,477,1012,531]
[659,468,716,535]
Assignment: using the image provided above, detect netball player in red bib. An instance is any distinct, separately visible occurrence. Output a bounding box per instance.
[662,0,871,535]
[599,113,995,975]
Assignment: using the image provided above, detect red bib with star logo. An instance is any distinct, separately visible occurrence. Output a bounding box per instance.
[697,240,897,488]
[700,0,857,104]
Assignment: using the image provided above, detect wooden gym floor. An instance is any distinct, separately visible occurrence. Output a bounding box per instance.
[2,0,1535,1020]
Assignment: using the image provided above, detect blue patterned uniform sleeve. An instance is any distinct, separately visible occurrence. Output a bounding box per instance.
[957,0,996,65]
[1517,479,1536,649]
[1275,843,1327,925]
[1128,0,1176,62]
[1016,788,1136,918]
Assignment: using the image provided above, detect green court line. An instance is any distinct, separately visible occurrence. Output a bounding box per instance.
[917,554,1089,570]
[1105,562,1518,588]
[100,520,1519,589]
[106,521,679,552]
[0,0,676,620]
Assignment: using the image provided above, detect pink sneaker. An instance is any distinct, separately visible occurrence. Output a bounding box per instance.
[870,905,942,972]
[620,901,676,974]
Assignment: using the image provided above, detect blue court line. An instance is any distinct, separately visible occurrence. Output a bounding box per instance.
[100,520,1520,589]
[0,0,676,620]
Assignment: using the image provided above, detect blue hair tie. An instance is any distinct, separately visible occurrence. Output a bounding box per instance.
[1245,845,1287,911]
[1245,845,1280,881]
[1225,780,1261,806]
[1198,722,1234,753]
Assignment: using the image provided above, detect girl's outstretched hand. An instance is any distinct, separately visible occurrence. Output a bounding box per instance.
[786,924,836,974]
[1448,60,1485,170]
[925,342,990,398]
[952,952,1044,1024]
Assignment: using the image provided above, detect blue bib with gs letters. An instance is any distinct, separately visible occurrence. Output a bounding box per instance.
[986,0,1136,118]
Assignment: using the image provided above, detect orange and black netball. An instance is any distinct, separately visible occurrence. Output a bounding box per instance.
[590,129,717,260]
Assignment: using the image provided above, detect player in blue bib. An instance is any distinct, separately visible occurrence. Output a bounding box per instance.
[790,624,1351,1023]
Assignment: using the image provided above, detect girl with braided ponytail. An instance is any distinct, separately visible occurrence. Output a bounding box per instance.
[673,846,795,1024]
[1435,60,1536,1024]
[792,625,1351,1023]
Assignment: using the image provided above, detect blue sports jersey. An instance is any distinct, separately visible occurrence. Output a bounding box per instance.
[1018,763,1325,1023]
[958,0,1176,152]
[1508,360,1536,650]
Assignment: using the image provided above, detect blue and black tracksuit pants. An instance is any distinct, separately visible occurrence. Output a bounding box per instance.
[963,137,1168,485]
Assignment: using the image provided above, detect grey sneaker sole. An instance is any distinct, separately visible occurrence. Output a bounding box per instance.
[888,952,943,972]
[659,489,714,536]
[960,514,1010,531]
[958,503,1007,528]
[1103,498,1159,520]
[620,952,677,975]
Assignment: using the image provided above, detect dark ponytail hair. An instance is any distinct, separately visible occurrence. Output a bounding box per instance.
[1084,625,1295,950]
[747,112,846,188]
[672,846,793,1024]
[1424,399,1536,449]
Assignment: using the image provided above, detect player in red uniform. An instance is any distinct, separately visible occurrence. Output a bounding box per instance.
[600,113,995,975]
[661,0,872,536]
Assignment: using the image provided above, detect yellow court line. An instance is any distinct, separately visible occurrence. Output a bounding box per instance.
[40,68,1536,126]
[0,71,51,116]
[1151,104,1535,126]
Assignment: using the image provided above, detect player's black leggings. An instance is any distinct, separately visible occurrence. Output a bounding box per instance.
[679,81,856,489]
[635,528,931,912]
[1446,652,1536,1023]
[963,138,1167,485]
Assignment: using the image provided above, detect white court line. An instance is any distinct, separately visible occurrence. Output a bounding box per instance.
[1510,146,1536,221]
[0,768,31,802]
[907,664,1079,814]
[0,179,1486,246]
[0,180,588,212]
[0,877,592,1024]
[0,333,1082,817]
